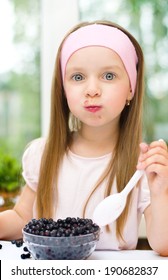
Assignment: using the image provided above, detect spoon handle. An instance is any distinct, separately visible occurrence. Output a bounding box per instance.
[122,170,144,196]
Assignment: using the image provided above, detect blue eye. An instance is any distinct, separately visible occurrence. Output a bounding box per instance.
[104,73,115,80]
[72,74,83,81]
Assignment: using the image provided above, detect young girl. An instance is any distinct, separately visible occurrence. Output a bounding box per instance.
[0,20,168,256]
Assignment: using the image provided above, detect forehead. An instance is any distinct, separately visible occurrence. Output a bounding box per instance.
[66,46,125,68]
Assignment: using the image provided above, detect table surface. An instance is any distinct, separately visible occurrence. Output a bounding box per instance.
[0,241,168,260]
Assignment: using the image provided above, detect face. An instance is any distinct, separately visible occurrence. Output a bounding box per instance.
[63,46,131,129]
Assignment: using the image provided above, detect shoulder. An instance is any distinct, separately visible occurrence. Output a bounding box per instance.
[22,137,46,167]
[25,137,46,151]
[23,137,46,155]
[21,137,46,190]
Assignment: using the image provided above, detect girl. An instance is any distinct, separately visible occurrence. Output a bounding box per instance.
[0,20,168,256]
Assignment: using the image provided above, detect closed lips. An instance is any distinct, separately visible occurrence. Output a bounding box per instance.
[84,105,102,112]
[85,105,101,108]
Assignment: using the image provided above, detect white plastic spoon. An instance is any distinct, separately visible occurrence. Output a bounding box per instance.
[93,170,144,226]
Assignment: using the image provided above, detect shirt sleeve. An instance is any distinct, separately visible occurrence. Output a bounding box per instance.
[22,138,46,191]
[138,174,151,213]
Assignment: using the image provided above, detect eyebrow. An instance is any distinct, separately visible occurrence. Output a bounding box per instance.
[66,65,123,73]
[98,65,123,71]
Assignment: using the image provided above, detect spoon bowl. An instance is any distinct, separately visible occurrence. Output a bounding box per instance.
[93,170,144,226]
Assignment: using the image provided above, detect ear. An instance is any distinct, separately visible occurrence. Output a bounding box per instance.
[127,89,133,101]
[126,90,133,106]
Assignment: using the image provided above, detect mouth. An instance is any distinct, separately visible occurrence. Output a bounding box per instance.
[84,105,102,113]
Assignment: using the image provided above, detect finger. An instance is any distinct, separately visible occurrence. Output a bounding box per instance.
[149,139,168,151]
[139,140,168,160]
[142,154,168,167]
[144,163,168,179]
[140,146,168,161]
[137,142,168,170]
[137,153,168,170]
[138,140,168,169]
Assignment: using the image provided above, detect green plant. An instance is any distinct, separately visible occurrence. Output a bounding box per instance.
[0,150,22,192]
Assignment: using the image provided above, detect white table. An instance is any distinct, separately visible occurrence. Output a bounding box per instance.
[0,240,168,260]
[89,249,168,260]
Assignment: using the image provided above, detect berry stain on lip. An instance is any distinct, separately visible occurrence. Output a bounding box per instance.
[85,106,102,113]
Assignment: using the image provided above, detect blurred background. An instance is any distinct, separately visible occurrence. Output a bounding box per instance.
[0,0,168,228]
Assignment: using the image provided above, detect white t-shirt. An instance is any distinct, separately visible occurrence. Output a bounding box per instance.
[22,137,150,250]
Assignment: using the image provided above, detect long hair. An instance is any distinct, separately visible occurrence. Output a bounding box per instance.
[36,20,144,241]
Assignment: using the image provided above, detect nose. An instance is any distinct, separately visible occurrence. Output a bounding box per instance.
[84,78,101,97]
[85,89,101,97]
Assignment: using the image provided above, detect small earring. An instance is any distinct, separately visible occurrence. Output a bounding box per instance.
[126,100,130,106]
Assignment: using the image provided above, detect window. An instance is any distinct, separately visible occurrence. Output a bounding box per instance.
[0,0,41,159]
[0,0,41,210]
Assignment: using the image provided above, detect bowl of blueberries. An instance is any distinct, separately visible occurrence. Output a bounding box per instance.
[22,217,100,260]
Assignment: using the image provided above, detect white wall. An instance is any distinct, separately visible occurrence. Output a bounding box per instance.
[41,0,79,136]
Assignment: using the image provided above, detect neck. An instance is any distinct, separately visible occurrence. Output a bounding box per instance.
[71,124,118,157]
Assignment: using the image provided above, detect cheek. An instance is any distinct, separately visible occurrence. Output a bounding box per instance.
[65,90,80,112]
[105,84,129,111]
[106,99,126,116]
[106,86,129,105]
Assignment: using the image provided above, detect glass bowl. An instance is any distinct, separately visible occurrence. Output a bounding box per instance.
[22,218,100,260]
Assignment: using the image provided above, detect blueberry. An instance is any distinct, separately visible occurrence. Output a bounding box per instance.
[50,229,57,237]
[23,246,29,252]
[11,239,23,247]
[16,240,23,247]
[21,253,31,259]
[23,217,99,238]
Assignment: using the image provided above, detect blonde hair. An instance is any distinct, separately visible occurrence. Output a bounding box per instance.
[36,20,144,241]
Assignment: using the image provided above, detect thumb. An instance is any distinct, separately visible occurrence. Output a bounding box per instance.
[137,143,149,170]
[139,142,149,154]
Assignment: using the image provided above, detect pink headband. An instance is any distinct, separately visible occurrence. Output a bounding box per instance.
[61,24,138,95]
